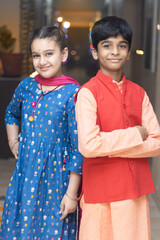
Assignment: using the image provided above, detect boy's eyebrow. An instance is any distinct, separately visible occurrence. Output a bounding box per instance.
[101,40,128,45]
[119,40,128,44]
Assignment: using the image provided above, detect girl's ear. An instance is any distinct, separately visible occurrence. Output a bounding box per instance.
[92,48,99,60]
[62,47,68,63]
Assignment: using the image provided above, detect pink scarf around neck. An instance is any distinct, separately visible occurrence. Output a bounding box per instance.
[34,74,80,86]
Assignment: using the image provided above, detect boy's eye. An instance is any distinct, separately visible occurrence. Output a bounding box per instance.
[119,44,127,49]
[103,44,111,48]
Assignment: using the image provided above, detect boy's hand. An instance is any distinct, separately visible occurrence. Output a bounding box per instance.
[59,193,78,220]
[136,126,148,141]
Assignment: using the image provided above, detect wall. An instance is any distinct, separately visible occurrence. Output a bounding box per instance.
[152,29,160,210]
[0,0,20,52]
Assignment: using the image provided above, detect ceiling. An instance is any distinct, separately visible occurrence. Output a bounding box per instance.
[54,0,104,11]
[54,10,102,27]
[53,0,106,27]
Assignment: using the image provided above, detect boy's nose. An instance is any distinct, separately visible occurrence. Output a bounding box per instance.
[112,46,119,55]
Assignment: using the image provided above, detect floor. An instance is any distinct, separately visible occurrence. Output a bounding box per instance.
[0,158,160,239]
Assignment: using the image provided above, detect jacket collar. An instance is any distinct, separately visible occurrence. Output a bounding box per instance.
[96,70,126,87]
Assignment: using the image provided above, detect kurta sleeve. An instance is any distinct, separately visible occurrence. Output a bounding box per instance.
[65,86,83,174]
[5,83,22,126]
[75,87,143,158]
[110,92,160,158]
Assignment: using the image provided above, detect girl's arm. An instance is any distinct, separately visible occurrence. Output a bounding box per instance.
[5,82,22,159]
[6,125,19,159]
[60,86,83,220]
[60,171,81,220]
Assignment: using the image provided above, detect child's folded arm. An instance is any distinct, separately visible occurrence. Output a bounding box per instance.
[109,92,160,158]
[75,87,144,158]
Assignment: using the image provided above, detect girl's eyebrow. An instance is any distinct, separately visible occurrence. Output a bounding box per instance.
[45,49,54,51]
[32,49,54,54]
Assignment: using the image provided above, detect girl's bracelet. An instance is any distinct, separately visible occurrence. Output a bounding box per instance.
[11,141,19,151]
[8,137,18,143]
[65,192,77,201]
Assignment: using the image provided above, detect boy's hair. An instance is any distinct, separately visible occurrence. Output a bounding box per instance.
[29,26,67,51]
[91,16,132,51]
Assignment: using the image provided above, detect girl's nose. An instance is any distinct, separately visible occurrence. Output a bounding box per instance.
[40,55,47,65]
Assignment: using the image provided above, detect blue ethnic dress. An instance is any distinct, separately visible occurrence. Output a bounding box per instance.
[0,77,83,240]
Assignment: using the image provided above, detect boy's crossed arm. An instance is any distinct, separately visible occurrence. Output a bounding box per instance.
[76,88,160,159]
[110,92,160,158]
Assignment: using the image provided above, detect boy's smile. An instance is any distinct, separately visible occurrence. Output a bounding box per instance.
[92,35,130,80]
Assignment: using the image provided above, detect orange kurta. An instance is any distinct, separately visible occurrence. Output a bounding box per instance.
[75,70,160,203]
[79,194,151,240]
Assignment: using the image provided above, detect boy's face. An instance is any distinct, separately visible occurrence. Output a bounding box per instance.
[92,35,130,76]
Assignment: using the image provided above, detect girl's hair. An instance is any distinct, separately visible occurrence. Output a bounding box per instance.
[91,16,132,51]
[29,26,67,51]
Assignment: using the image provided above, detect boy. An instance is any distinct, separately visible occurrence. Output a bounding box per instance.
[75,16,160,240]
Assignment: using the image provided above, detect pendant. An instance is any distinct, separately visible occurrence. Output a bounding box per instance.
[28,116,34,122]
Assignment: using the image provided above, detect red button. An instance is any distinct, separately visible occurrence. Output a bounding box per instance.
[31,102,36,107]
[123,103,126,108]
[126,121,129,126]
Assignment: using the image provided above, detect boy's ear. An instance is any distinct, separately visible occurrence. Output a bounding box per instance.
[92,48,99,60]
[62,47,68,63]
[127,51,131,60]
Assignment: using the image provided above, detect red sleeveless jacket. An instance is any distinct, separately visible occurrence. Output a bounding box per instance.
[78,70,155,203]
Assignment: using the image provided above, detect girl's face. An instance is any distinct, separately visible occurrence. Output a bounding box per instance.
[31,38,68,78]
[92,35,130,76]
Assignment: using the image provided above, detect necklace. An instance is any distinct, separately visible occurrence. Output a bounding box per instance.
[40,84,60,93]
[28,84,60,122]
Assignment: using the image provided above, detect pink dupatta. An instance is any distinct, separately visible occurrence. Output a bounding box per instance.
[34,74,80,86]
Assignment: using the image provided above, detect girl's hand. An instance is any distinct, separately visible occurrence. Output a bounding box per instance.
[59,193,78,220]
[9,141,19,159]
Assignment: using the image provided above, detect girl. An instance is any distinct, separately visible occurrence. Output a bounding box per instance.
[0,26,83,240]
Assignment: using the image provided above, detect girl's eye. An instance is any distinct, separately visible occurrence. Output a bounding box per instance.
[32,54,39,59]
[46,52,53,56]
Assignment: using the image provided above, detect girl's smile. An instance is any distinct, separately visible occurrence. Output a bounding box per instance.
[31,38,68,79]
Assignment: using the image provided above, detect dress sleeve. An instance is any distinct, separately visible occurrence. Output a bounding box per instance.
[5,83,22,126]
[65,86,83,174]
[75,87,144,158]
[110,92,160,158]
